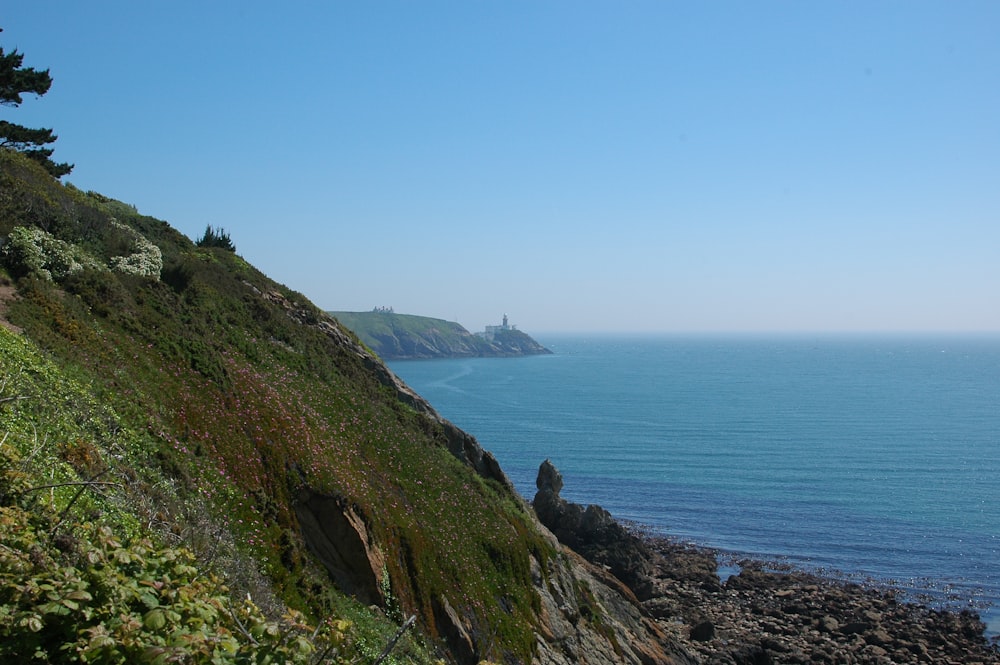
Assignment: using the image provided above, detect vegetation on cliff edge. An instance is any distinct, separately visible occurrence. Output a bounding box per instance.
[0,148,554,663]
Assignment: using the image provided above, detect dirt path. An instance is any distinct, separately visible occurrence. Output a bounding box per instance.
[0,283,22,333]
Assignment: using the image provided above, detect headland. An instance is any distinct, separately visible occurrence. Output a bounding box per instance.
[330,310,551,360]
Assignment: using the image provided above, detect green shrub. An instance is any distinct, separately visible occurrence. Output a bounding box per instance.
[62,268,133,319]
[107,220,162,279]
[0,502,353,664]
[0,226,105,282]
[196,225,235,252]
[0,150,74,236]
[0,329,432,665]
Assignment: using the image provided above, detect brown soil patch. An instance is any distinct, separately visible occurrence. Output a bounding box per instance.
[0,283,22,334]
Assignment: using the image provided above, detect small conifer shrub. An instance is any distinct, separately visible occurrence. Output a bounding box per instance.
[196,225,235,252]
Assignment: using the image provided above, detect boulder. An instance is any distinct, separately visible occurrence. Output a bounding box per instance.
[689,620,715,642]
[816,615,839,633]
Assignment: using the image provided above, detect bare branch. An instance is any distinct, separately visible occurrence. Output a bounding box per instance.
[372,614,416,665]
[227,599,261,647]
[21,481,121,493]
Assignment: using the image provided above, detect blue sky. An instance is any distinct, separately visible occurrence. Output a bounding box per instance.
[4,2,998,333]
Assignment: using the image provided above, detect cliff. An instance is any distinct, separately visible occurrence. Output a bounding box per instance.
[0,149,687,664]
[2,149,995,664]
[331,310,552,360]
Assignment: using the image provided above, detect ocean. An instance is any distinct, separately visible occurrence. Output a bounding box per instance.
[387,334,1000,634]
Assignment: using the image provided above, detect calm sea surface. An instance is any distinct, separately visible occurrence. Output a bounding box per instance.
[388,334,1000,632]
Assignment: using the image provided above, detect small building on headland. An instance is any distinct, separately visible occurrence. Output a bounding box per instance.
[478,314,517,341]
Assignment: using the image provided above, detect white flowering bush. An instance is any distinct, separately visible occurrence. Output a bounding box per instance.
[108,219,163,279]
[0,226,105,281]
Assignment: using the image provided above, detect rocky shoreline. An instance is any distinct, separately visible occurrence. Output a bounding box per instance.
[533,460,999,664]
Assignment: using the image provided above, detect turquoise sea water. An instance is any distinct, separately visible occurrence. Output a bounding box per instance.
[388,334,1000,633]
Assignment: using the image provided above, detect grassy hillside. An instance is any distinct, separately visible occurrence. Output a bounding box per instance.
[330,312,488,359]
[331,311,550,360]
[0,149,557,663]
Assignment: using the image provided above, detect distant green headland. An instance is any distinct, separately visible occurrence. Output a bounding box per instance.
[330,310,552,360]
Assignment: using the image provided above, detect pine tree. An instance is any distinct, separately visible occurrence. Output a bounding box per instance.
[197,225,236,252]
[0,28,73,177]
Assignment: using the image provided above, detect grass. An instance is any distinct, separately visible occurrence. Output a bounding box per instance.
[331,311,491,359]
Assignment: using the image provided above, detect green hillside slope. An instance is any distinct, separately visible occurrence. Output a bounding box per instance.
[0,150,556,663]
[330,311,551,360]
[0,149,702,665]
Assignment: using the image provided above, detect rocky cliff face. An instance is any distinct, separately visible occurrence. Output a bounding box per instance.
[370,326,483,359]
[289,299,691,663]
[531,460,999,665]
[280,299,1000,663]
[179,288,1000,665]
[534,460,656,596]
[482,327,552,358]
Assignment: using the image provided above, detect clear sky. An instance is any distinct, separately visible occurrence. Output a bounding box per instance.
[3,2,998,333]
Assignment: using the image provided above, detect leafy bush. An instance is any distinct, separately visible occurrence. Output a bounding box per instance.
[62,268,134,319]
[107,220,162,279]
[0,329,435,665]
[0,502,353,664]
[0,151,90,239]
[0,344,355,664]
[0,226,105,281]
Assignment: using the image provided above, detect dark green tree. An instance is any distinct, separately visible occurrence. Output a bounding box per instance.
[197,224,236,252]
[0,28,73,177]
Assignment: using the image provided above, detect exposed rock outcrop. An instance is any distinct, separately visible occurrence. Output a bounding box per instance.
[532,460,1000,665]
[525,460,697,665]
[293,488,386,607]
[273,285,1000,665]
[528,525,696,665]
[282,299,686,664]
[433,595,478,665]
[534,459,655,596]
[294,458,701,665]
